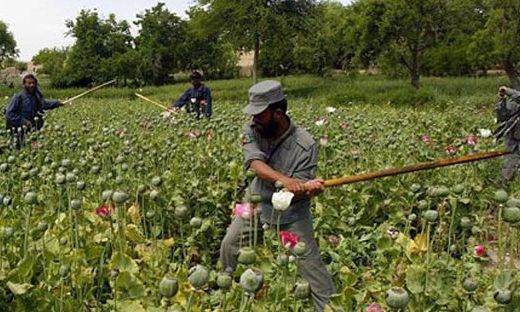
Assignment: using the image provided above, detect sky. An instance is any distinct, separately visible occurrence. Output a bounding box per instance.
[0,0,352,62]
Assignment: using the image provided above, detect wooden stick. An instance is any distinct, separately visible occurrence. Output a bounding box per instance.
[62,80,116,105]
[323,150,511,187]
[134,93,174,112]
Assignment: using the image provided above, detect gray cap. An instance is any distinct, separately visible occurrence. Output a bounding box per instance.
[243,80,285,115]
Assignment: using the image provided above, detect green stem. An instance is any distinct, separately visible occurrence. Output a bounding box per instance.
[498,204,504,270]
[186,291,194,312]
[425,222,431,294]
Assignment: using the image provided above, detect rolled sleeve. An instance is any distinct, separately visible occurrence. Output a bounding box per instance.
[242,127,267,170]
[506,88,520,101]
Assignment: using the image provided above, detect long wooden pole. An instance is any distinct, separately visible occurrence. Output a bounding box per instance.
[323,150,511,187]
[134,93,174,112]
[62,79,116,105]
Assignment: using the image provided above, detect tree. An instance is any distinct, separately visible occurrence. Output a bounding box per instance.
[32,48,68,77]
[134,3,187,85]
[58,10,133,86]
[195,0,316,83]
[353,0,449,88]
[472,0,520,88]
[0,20,18,67]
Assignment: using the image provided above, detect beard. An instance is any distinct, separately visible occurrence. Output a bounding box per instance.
[255,120,278,138]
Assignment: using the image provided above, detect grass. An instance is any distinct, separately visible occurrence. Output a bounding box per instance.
[0,74,509,111]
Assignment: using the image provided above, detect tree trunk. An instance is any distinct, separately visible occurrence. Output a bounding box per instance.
[253,36,259,84]
[410,48,421,89]
[504,53,520,90]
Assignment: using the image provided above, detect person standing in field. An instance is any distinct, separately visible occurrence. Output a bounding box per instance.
[5,74,63,148]
[497,86,520,185]
[219,80,336,311]
[171,71,212,119]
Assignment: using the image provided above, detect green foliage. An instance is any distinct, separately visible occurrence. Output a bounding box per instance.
[134,3,187,85]
[0,20,18,66]
[32,48,68,77]
[56,10,133,87]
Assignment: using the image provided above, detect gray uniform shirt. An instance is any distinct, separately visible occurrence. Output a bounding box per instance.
[497,88,520,152]
[242,117,318,225]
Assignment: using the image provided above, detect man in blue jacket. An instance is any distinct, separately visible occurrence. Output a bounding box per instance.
[5,74,63,147]
[171,71,212,119]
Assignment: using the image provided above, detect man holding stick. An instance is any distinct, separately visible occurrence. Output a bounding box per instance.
[5,74,63,148]
[219,80,336,311]
[170,71,212,119]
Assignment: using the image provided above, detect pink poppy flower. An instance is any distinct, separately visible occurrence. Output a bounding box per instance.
[96,203,116,218]
[327,235,341,246]
[31,141,41,150]
[279,231,300,249]
[474,245,485,257]
[206,131,213,141]
[234,202,254,219]
[366,303,385,312]
[465,135,478,146]
[340,122,349,129]
[445,146,457,155]
[421,134,430,144]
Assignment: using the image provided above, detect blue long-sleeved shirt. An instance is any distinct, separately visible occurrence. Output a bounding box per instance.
[5,90,60,128]
[171,84,212,117]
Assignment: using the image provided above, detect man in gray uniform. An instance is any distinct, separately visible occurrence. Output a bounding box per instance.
[497,86,520,184]
[219,80,335,311]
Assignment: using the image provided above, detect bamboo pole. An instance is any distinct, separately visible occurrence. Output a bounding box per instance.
[62,80,116,105]
[323,150,510,188]
[134,93,174,112]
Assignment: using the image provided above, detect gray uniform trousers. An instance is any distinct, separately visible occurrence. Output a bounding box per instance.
[220,216,335,312]
[502,152,520,182]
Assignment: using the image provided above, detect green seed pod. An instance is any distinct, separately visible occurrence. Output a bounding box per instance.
[274,180,284,190]
[463,277,478,293]
[59,237,68,245]
[149,189,159,200]
[506,198,520,208]
[436,186,449,197]
[216,273,232,290]
[503,207,520,224]
[294,280,310,299]
[3,196,12,206]
[423,210,439,223]
[239,269,263,294]
[159,275,179,298]
[24,192,37,205]
[55,174,66,185]
[112,191,129,204]
[188,265,209,289]
[238,247,256,265]
[101,190,113,201]
[174,205,189,219]
[76,181,86,191]
[65,173,76,183]
[294,242,307,257]
[70,199,81,210]
[59,264,70,277]
[250,194,261,204]
[494,189,509,203]
[385,287,409,309]
[137,184,147,193]
[408,213,417,222]
[452,184,465,195]
[151,176,162,187]
[189,217,202,228]
[3,227,14,239]
[145,210,155,219]
[410,183,421,193]
[276,254,289,266]
[494,288,512,305]
[418,200,428,210]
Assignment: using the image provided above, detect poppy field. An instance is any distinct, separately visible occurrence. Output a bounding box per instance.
[0,75,518,311]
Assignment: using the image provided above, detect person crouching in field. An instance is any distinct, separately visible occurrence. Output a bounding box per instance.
[497,86,520,185]
[5,74,63,148]
[170,71,212,119]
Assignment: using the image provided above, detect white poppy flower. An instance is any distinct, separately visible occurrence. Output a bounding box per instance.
[271,190,294,211]
[161,111,172,119]
[315,119,325,127]
[325,106,336,113]
[478,128,492,138]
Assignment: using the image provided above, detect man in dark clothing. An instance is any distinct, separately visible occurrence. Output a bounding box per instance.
[5,74,62,147]
[171,71,212,119]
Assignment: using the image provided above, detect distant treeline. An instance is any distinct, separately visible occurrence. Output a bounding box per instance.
[1,0,519,89]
